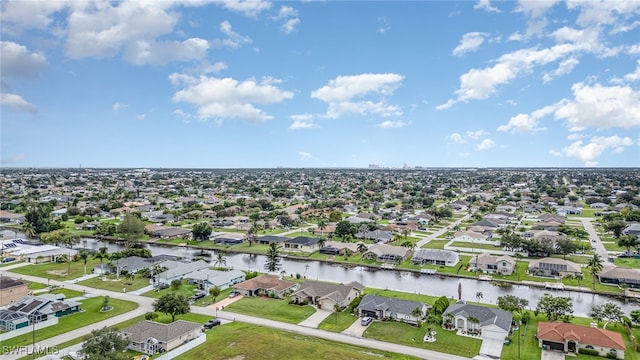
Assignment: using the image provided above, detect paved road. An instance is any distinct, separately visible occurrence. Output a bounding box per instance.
[416,213,471,248]
[576,217,614,267]
[191,306,470,360]
[1,268,470,360]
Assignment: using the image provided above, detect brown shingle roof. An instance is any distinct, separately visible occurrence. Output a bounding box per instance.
[537,322,625,350]
[233,274,297,292]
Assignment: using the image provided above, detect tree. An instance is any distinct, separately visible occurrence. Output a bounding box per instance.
[153,293,190,322]
[433,296,450,315]
[144,312,158,321]
[497,295,529,313]
[317,237,326,249]
[357,242,368,255]
[192,222,212,241]
[631,309,640,324]
[591,302,623,329]
[110,252,124,279]
[318,218,327,235]
[536,294,573,322]
[335,220,356,237]
[617,234,639,253]
[101,296,110,311]
[264,242,282,272]
[412,307,424,324]
[555,238,578,259]
[605,220,626,239]
[328,210,343,222]
[214,252,227,269]
[78,249,89,276]
[93,246,109,274]
[475,291,483,302]
[119,213,145,245]
[40,229,79,248]
[22,222,35,239]
[588,253,604,289]
[81,326,129,360]
[209,286,221,302]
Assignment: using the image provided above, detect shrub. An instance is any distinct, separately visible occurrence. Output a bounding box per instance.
[578,348,599,356]
[605,352,618,359]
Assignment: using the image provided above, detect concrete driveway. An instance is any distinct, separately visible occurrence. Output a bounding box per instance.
[298,308,333,328]
[342,318,369,337]
[541,350,565,360]
[208,294,244,310]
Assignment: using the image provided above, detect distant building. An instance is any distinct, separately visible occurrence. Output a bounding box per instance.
[0,277,29,306]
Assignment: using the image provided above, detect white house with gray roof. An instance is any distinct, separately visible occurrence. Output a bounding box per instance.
[184,269,246,291]
[357,295,429,325]
[411,249,459,267]
[443,302,512,341]
[155,260,209,285]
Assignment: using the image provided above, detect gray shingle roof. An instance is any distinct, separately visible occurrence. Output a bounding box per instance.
[122,320,201,343]
[443,303,512,332]
[358,295,427,316]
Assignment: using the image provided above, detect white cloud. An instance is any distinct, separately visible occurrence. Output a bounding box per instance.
[0,41,47,78]
[567,133,584,141]
[553,136,635,166]
[452,32,487,56]
[553,82,640,131]
[276,6,300,34]
[497,113,547,133]
[213,21,252,48]
[298,151,312,160]
[170,74,294,123]
[611,20,640,34]
[447,133,466,144]
[112,102,128,114]
[136,114,146,120]
[466,129,489,140]
[1,0,70,33]
[438,28,600,109]
[1,93,37,113]
[543,57,579,83]
[623,60,640,82]
[311,73,404,119]
[378,120,408,129]
[628,44,640,55]
[508,32,524,41]
[217,0,271,17]
[516,0,559,18]
[566,1,640,27]
[124,38,210,65]
[289,114,318,129]
[474,0,501,13]
[476,139,496,150]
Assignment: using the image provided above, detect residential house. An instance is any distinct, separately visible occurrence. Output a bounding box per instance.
[411,249,459,267]
[452,231,491,243]
[291,280,364,309]
[0,294,80,331]
[357,295,429,325]
[257,235,288,245]
[528,257,581,277]
[0,277,29,306]
[590,202,610,209]
[2,243,77,264]
[443,302,512,341]
[362,243,411,263]
[232,274,298,298]
[318,241,363,256]
[282,236,319,253]
[622,223,640,236]
[469,253,516,275]
[0,210,25,223]
[122,320,202,355]
[111,256,153,275]
[155,260,209,286]
[598,267,640,289]
[472,218,506,228]
[537,213,566,226]
[185,269,246,291]
[537,322,625,359]
[147,226,192,240]
[355,229,394,243]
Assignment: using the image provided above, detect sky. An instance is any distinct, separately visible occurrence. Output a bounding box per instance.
[1,0,639,169]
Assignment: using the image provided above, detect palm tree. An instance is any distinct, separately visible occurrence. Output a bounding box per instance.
[357,242,368,254]
[318,218,327,235]
[23,222,35,239]
[475,291,483,303]
[618,234,639,254]
[412,307,424,325]
[317,237,326,249]
[588,253,603,289]
[93,246,109,275]
[110,252,124,279]
[214,252,227,270]
[78,249,89,276]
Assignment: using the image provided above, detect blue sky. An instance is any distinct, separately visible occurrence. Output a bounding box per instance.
[1,0,639,168]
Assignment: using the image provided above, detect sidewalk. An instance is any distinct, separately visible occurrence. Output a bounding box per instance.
[65,273,100,283]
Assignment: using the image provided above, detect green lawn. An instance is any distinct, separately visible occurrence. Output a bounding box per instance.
[78,274,151,292]
[364,321,482,358]
[1,296,138,352]
[363,288,446,306]
[613,257,640,269]
[11,258,104,281]
[142,280,199,299]
[49,287,84,299]
[223,296,316,324]
[176,321,416,360]
[317,311,357,332]
[420,240,449,249]
[449,241,502,250]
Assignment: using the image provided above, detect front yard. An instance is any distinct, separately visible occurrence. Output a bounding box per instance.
[223,296,316,324]
[78,274,151,292]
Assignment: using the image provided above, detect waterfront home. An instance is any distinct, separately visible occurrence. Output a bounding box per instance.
[411,249,459,267]
[468,253,515,275]
[357,295,428,325]
[232,274,298,298]
[598,267,640,289]
[443,302,512,341]
[537,322,625,359]
[528,257,581,277]
[291,280,364,309]
[362,243,411,263]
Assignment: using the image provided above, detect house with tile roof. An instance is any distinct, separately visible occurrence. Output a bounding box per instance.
[122,320,202,355]
[357,295,428,325]
[291,280,364,309]
[232,274,298,298]
[537,322,625,359]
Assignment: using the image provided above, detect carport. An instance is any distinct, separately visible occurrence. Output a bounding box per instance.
[542,340,564,351]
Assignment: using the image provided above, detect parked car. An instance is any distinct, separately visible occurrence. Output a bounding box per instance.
[1,257,16,263]
[229,291,240,298]
[361,316,373,326]
[204,318,221,329]
[191,292,206,302]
